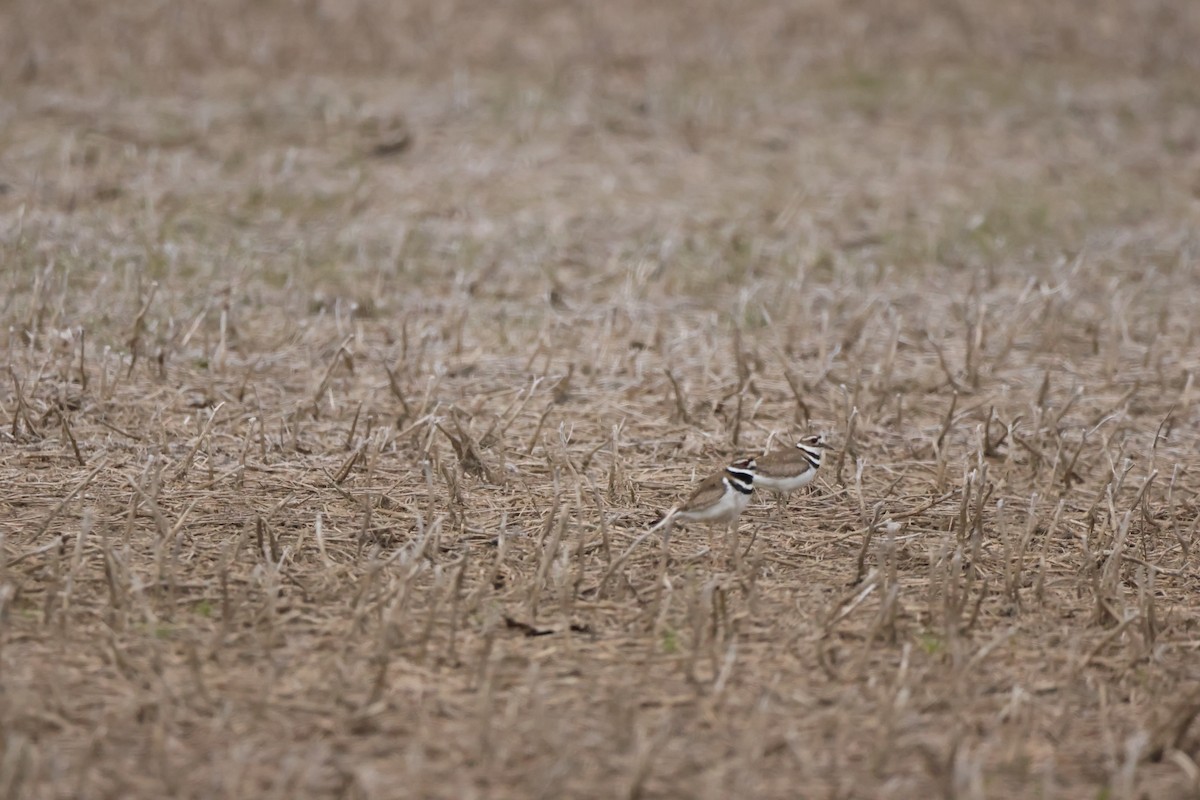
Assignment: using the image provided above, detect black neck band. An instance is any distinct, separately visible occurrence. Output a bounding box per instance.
[726,470,754,494]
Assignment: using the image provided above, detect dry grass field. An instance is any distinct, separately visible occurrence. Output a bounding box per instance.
[4,1,1200,797]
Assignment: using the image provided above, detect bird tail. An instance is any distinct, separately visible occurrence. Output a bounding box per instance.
[647,508,677,534]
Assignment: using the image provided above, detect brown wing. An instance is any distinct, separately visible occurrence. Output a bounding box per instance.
[677,469,729,513]
[753,449,811,477]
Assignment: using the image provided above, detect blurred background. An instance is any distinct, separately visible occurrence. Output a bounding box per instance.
[3,0,1198,307]
[4,4,1200,798]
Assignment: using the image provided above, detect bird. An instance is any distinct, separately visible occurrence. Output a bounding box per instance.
[644,457,758,556]
[751,433,829,511]
[600,459,758,585]
[666,457,758,528]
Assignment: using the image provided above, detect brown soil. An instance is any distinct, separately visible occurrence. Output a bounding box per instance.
[3,2,1200,797]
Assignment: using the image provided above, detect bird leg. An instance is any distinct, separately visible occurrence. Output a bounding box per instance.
[725,520,741,571]
[772,491,786,519]
[652,529,672,613]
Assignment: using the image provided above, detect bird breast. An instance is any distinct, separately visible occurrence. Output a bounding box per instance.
[752,469,817,493]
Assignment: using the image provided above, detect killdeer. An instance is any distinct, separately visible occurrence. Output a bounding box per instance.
[598,458,758,592]
[650,457,758,534]
[752,433,829,509]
